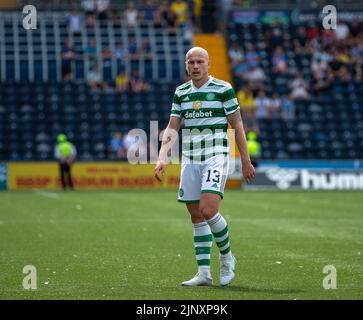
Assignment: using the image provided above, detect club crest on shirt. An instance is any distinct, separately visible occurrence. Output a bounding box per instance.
[206,93,215,100]
[192,100,202,110]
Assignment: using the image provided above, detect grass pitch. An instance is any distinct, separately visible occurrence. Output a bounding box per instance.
[0,190,362,300]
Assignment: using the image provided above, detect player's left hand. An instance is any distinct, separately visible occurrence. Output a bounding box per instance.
[154,161,166,182]
[242,160,255,183]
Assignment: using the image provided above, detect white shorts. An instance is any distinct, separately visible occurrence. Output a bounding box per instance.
[178,154,229,203]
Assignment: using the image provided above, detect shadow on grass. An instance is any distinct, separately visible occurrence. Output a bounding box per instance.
[208,285,303,295]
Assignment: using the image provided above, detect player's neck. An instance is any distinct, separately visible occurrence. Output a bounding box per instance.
[192,75,210,89]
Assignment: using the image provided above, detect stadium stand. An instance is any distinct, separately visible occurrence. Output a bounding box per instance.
[227,18,363,160]
[0,11,190,82]
[1,1,363,162]
[0,80,178,161]
[0,8,191,161]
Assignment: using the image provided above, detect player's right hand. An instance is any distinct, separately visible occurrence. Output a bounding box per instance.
[154,161,166,182]
[242,160,255,183]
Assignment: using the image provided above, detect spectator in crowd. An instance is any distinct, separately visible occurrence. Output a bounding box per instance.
[157,0,176,29]
[101,47,113,80]
[295,25,308,48]
[349,19,362,38]
[114,42,129,70]
[308,33,321,53]
[96,0,110,20]
[334,20,350,41]
[61,39,78,80]
[123,131,148,162]
[243,109,260,136]
[229,42,244,69]
[336,65,352,83]
[170,0,188,27]
[289,73,310,100]
[101,47,113,59]
[237,84,259,135]
[115,70,129,92]
[351,38,363,64]
[83,39,100,64]
[181,17,194,41]
[337,46,350,65]
[200,0,218,33]
[191,0,203,31]
[281,94,296,121]
[85,11,95,27]
[268,20,284,49]
[81,0,96,16]
[321,28,335,46]
[123,131,138,151]
[114,42,128,60]
[312,71,332,94]
[269,92,283,119]
[67,9,83,36]
[242,66,266,90]
[139,0,157,24]
[127,37,139,61]
[123,131,140,160]
[111,9,121,25]
[233,59,249,80]
[153,8,164,29]
[237,84,255,115]
[124,2,139,28]
[328,49,344,76]
[232,44,261,88]
[129,69,150,93]
[306,22,320,41]
[293,39,307,56]
[108,131,126,159]
[311,56,324,79]
[245,43,260,69]
[272,46,288,74]
[217,0,234,32]
[311,48,331,80]
[139,38,153,60]
[86,65,108,91]
[354,62,362,82]
[255,89,272,119]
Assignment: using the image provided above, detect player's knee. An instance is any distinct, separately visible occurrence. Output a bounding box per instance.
[190,213,204,223]
[199,205,218,220]
[186,204,204,223]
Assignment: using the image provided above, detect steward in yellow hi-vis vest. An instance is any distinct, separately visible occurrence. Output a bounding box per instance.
[247,131,261,168]
[54,133,77,190]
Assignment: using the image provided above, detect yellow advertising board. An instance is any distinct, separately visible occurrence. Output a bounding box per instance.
[8,162,181,190]
[8,162,241,190]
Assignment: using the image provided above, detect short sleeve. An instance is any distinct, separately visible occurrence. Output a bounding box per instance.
[222,84,240,115]
[170,92,182,118]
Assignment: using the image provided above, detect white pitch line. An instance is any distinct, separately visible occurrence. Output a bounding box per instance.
[33,189,60,199]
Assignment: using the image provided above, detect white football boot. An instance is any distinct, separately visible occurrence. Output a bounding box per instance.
[181,272,213,286]
[220,255,236,286]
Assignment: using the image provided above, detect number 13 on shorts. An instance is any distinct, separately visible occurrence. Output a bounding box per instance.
[201,155,229,198]
[178,155,229,203]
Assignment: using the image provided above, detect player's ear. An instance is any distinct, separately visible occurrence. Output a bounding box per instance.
[208,59,211,69]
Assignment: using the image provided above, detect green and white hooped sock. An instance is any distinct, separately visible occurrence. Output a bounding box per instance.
[206,213,233,259]
[193,221,212,275]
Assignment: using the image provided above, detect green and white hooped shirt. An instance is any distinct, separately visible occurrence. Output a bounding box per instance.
[171,76,240,161]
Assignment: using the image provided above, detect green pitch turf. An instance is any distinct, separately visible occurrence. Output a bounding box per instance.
[0,190,362,300]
